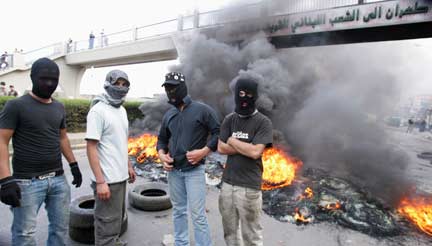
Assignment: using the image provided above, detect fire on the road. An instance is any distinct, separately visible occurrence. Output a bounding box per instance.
[398,196,432,236]
[294,207,312,224]
[128,133,160,163]
[297,187,314,200]
[262,147,303,190]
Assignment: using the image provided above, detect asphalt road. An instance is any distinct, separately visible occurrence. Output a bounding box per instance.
[0,127,432,245]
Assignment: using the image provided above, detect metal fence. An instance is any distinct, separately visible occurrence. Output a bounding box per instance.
[20,0,390,66]
[198,3,262,27]
[21,42,64,66]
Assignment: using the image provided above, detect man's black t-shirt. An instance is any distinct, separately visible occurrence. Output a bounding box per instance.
[219,112,273,190]
[0,94,66,177]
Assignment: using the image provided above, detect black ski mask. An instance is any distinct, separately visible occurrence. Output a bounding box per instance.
[162,72,188,107]
[30,58,59,99]
[234,78,258,116]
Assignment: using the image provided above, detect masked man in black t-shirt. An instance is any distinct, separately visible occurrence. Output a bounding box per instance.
[0,57,82,246]
[218,78,273,246]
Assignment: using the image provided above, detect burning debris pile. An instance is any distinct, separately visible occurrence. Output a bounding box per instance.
[261,156,432,238]
[128,133,432,238]
[127,133,226,185]
[128,133,160,164]
[398,197,432,237]
[128,133,167,183]
[263,168,403,236]
[261,147,302,190]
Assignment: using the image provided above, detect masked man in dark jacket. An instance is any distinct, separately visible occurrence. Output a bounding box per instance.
[157,72,220,246]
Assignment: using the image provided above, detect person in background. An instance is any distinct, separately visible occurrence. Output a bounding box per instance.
[8,85,19,97]
[67,38,74,53]
[89,31,95,49]
[218,77,273,246]
[0,57,82,246]
[0,52,8,70]
[86,69,136,246]
[157,72,220,246]
[407,118,414,133]
[0,82,7,96]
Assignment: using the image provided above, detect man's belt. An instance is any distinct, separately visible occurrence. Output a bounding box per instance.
[14,170,64,180]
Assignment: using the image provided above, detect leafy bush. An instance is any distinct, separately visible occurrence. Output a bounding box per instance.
[59,99,91,133]
[124,101,145,123]
[0,97,144,132]
[0,96,14,111]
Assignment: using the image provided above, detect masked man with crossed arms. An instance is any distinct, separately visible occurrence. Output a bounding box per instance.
[218,78,273,246]
[0,57,82,246]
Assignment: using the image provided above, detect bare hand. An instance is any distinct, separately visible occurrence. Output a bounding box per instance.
[186,148,209,165]
[97,183,110,201]
[160,152,174,171]
[128,167,136,183]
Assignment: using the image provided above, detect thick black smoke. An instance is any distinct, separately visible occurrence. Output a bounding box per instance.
[136,4,413,205]
[129,96,170,136]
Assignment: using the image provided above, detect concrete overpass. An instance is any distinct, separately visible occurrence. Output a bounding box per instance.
[0,0,431,98]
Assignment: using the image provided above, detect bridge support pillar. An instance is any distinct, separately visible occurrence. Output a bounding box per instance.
[57,59,86,99]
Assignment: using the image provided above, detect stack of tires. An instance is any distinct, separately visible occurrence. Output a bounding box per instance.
[69,195,128,244]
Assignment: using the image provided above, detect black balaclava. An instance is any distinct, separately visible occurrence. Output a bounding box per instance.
[30,58,59,99]
[235,78,258,116]
[163,72,188,107]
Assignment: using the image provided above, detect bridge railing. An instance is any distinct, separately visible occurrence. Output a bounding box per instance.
[72,29,137,52]
[21,0,391,65]
[269,0,360,15]
[23,42,64,66]
[136,18,178,39]
[198,3,262,27]
[68,18,180,54]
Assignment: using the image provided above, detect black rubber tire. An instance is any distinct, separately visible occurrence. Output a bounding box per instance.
[69,195,128,244]
[417,152,432,159]
[69,215,128,244]
[129,182,172,211]
[69,194,95,228]
[69,226,95,244]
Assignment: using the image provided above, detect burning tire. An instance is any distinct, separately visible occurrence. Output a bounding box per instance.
[69,195,128,244]
[129,182,172,211]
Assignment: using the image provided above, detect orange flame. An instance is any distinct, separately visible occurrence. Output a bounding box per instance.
[127,133,160,163]
[324,202,341,210]
[398,197,432,236]
[262,147,303,190]
[297,187,314,200]
[294,208,311,223]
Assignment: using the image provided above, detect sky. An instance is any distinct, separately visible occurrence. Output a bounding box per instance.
[1,0,248,98]
[1,0,431,99]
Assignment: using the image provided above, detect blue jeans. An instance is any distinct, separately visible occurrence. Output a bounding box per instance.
[11,175,71,246]
[168,165,212,246]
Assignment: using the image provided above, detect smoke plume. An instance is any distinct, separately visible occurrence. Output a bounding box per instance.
[136,3,413,205]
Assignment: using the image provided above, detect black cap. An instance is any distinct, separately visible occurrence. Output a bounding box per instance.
[162,72,185,87]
